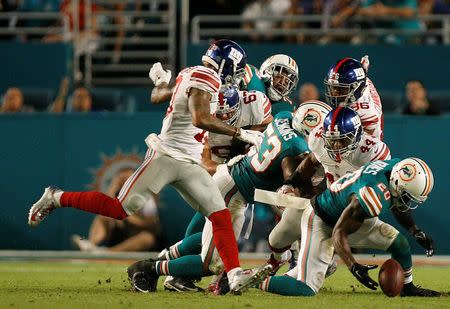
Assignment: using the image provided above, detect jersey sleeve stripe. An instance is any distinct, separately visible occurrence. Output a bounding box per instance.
[191,72,220,90]
[366,187,383,213]
[362,118,379,126]
[359,187,377,216]
[263,99,271,114]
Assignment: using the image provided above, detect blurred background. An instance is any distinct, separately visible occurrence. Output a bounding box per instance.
[0,0,449,255]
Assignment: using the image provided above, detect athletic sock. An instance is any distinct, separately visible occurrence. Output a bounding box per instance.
[387,233,413,284]
[185,212,206,237]
[156,255,205,277]
[259,276,315,296]
[208,209,240,272]
[60,192,128,219]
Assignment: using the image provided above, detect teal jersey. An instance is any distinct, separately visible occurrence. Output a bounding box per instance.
[316,159,400,226]
[231,111,309,202]
[241,64,295,115]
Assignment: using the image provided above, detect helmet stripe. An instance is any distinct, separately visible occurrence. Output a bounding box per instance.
[415,158,432,196]
[330,105,344,131]
[334,57,352,74]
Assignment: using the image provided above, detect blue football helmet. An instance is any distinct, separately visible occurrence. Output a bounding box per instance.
[324,58,367,107]
[323,107,362,162]
[216,86,241,126]
[202,39,247,85]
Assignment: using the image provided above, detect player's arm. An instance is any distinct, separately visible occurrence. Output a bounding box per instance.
[245,116,273,132]
[333,195,379,290]
[188,88,262,146]
[201,139,219,175]
[284,152,321,197]
[151,83,174,104]
[391,208,434,256]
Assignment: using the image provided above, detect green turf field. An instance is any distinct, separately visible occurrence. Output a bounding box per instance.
[1,261,449,308]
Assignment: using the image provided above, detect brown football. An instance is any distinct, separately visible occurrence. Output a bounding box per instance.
[378,259,404,297]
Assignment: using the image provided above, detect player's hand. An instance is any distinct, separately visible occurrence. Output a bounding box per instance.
[236,128,264,150]
[226,154,245,167]
[414,230,434,257]
[149,62,172,87]
[350,263,378,290]
[360,55,370,72]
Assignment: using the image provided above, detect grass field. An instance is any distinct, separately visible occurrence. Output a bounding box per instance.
[1,261,449,309]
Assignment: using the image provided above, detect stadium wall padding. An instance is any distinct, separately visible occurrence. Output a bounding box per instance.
[0,42,72,94]
[0,113,449,254]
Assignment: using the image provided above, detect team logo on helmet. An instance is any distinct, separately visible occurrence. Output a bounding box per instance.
[301,109,321,129]
[399,163,417,182]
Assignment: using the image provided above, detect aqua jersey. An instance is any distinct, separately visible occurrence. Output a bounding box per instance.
[315,159,400,226]
[241,64,294,115]
[231,111,309,202]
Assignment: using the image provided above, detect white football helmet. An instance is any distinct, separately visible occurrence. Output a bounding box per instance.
[260,54,299,102]
[292,100,332,137]
[389,157,434,212]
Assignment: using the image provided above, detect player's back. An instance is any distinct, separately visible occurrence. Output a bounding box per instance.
[209,90,271,163]
[231,111,309,202]
[350,78,383,139]
[309,125,391,185]
[315,159,400,226]
[157,65,221,163]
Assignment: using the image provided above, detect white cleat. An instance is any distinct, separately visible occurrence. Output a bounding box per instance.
[229,264,273,294]
[28,186,60,227]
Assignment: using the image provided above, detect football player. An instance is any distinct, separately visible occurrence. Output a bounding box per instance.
[162,86,273,292]
[28,39,271,294]
[259,158,440,297]
[324,56,383,139]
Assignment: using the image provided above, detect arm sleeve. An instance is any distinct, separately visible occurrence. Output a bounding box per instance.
[186,67,221,95]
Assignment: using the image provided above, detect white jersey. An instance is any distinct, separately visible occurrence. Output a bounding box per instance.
[309,125,391,186]
[208,90,271,163]
[349,78,383,139]
[148,66,221,164]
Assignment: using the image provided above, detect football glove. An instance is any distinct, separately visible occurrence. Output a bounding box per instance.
[235,128,264,151]
[360,55,370,72]
[414,230,434,257]
[350,263,378,290]
[149,62,172,87]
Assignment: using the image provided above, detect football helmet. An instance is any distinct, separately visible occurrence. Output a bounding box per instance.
[202,39,247,85]
[324,58,367,107]
[389,158,434,212]
[292,100,332,137]
[215,86,241,126]
[260,54,299,102]
[323,106,362,162]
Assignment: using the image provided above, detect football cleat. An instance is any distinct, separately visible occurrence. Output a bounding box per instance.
[127,259,159,293]
[266,253,288,276]
[400,283,441,297]
[325,254,338,278]
[210,272,230,295]
[157,248,169,261]
[71,234,97,252]
[164,276,204,292]
[28,186,61,227]
[229,265,273,294]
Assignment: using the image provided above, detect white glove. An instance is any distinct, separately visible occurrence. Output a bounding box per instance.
[235,128,264,150]
[360,55,370,72]
[272,185,296,216]
[149,62,172,86]
[226,154,245,167]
